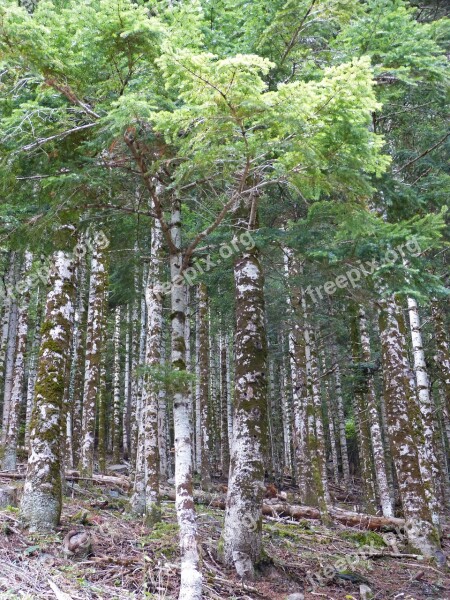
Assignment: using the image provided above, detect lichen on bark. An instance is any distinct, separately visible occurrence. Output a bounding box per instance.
[222,248,268,580]
[19,250,74,530]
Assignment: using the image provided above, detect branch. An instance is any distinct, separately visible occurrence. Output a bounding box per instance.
[123,133,177,255]
[181,194,237,272]
[19,122,97,152]
[278,0,318,69]
[81,203,157,219]
[396,131,450,173]
[45,78,100,120]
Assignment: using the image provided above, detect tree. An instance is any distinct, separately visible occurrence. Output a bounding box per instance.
[19,239,75,530]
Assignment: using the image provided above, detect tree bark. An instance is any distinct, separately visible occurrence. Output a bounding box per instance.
[25,286,43,451]
[431,300,450,413]
[1,276,18,446]
[358,307,394,518]
[170,196,202,600]
[332,346,351,483]
[112,307,122,464]
[220,331,230,476]
[2,251,33,470]
[378,296,439,557]
[19,249,74,530]
[407,297,440,526]
[222,248,268,580]
[197,282,212,490]
[350,311,378,514]
[79,236,107,476]
[131,215,163,523]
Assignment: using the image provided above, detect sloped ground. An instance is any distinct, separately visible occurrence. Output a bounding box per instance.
[0,481,448,600]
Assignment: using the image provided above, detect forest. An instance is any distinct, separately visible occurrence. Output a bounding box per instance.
[0,1,449,599]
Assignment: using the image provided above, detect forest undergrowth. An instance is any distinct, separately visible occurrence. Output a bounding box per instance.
[1,467,448,600]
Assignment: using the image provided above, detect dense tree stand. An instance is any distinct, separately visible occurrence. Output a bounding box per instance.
[0,1,448,596]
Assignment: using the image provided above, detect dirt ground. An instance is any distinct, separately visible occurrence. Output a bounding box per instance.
[0,479,448,600]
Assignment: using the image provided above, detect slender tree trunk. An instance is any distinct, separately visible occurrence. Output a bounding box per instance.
[70,253,88,466]
[158,342,169,481]
[0,252,16,407]
[431,300,450,412]
[25,286,43,450]
[1,284,18,445]
[3,251,33,470]
[19,249,74,530]
[112,307,122,464]
[280,348,293,476]
[222,248,268,579]
[305,320,331,515]
[97,349,108,474]
[396,300,439,528]
[378,297,439,557]
[283,250,311,501]
[319,346,339,486]
[129,254,141,468]
[407,297,440,525]
[332,348,350,483]
[170,196,202,600]
[132,216,163,522]
[123,308,131,461]
[220,331,230,476]
[226,334,233,454]
[358,307,394,518]
[79,237,107,476]
[194,295,202,473]
[350,312,377,514]
[197,283,212,490]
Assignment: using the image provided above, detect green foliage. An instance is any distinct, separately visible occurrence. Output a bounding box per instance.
[138,363,196,394]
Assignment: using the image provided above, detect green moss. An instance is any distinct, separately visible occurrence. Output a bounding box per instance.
[340,530,387,548]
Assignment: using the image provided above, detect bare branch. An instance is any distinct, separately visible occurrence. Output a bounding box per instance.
[19,122,97,152]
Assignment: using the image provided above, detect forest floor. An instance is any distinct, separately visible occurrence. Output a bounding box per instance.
[0,474,448,600]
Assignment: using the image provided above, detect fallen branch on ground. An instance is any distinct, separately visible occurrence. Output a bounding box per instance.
[0,471,131,490]
[161,488,405,532]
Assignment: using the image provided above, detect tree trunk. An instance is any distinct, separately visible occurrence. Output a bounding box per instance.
[222,248,268,580]
[123,307,131,461]
[305,320,331,516]
[283,250,311,502]
[358,307,394,518]
[280,348,293,477]
[197,282,212,490]
[131,216,163,523]
[220,332,230,476]
[407,297,440,526]
[2,251,33,470]
[350,312,377,514]
[79,237,107,476]
[25,286,43,451]
[19,249,74,530]
[170,196,202,600]
[332,347,351,483]
[378,296,439,557]
[431,300,450,412]
[1,281,18,446]
[158,343,169,481]
[320,346,339,486]
[69,251,88,467]
[112,307,122,464]
[0,252,16,409]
